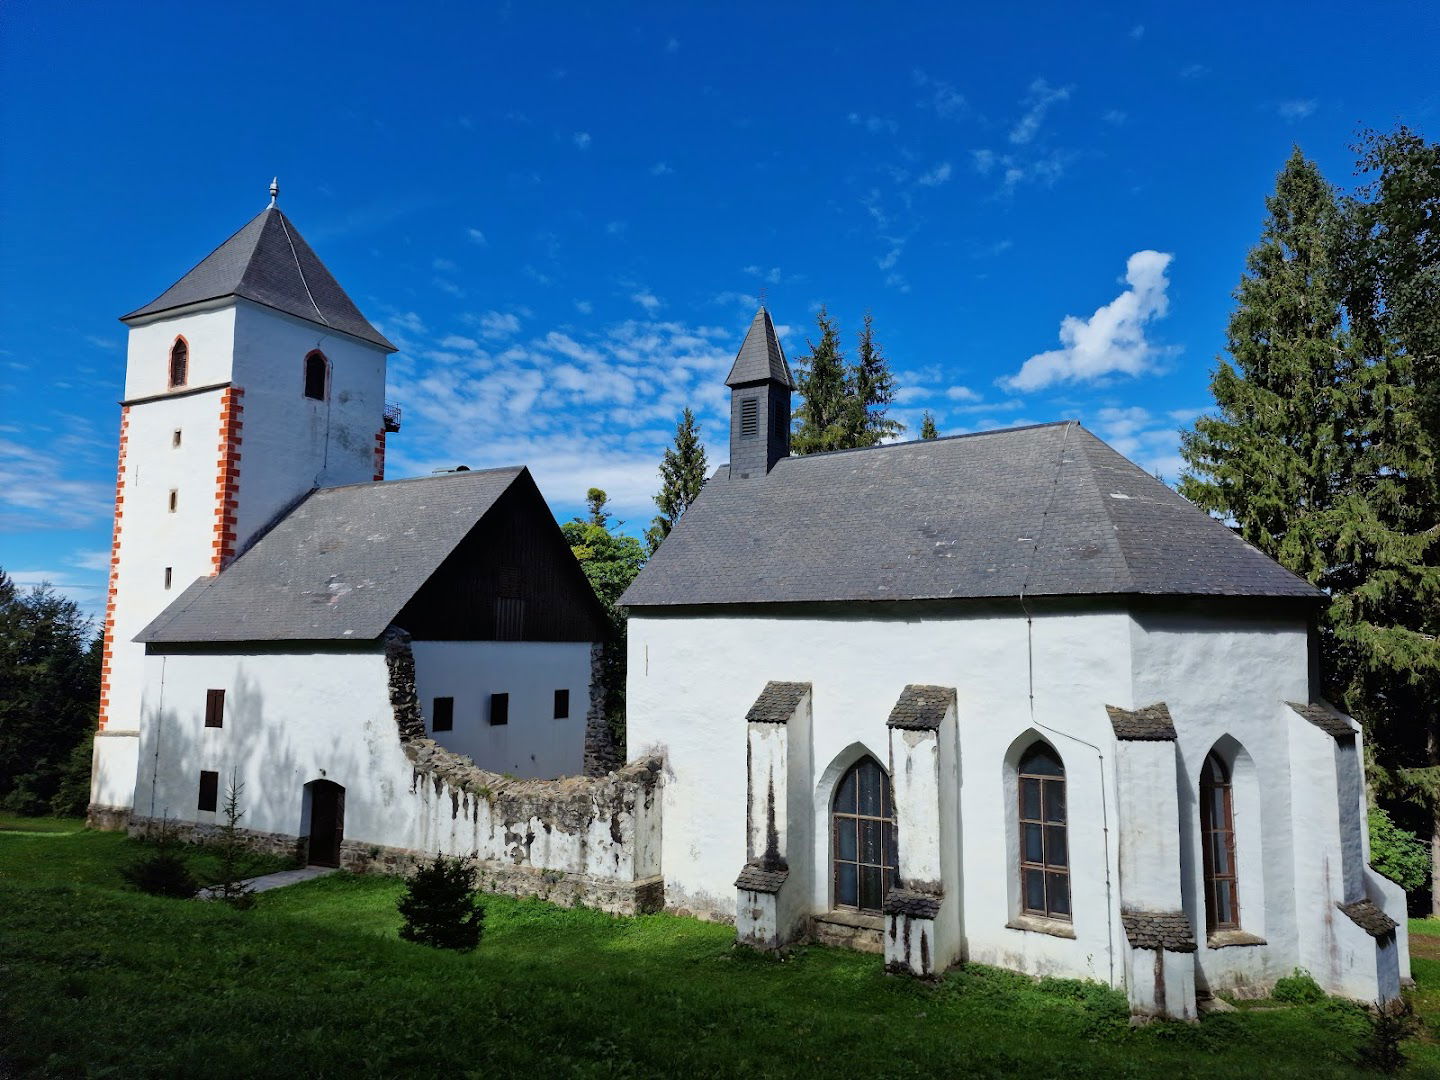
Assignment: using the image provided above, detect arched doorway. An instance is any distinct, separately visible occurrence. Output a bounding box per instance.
[831,756,897,914]
[305,780,345,867]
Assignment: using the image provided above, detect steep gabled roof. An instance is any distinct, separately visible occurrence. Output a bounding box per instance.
[121,207,395,351]
[136,468,527,644]
[725,308,795,388]
[620,421,1323,608]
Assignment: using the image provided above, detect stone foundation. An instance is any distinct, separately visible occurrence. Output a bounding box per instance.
[812,911,884,953]
[85,804,132,831]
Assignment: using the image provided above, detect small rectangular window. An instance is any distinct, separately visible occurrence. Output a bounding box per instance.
[168,489,178,512]
[489,692,509,726]
[432,696,454,732]
[172,429,182,448]
[740,398,759,438]
[204,688,225,728]
[553,689,570,719]
[164,567,173,589]
[198,770,219,812]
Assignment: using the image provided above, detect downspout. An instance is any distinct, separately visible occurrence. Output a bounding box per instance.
[1018,422,1116,987]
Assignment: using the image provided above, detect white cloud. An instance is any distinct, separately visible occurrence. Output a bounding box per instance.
[1180,63,1209,80]
[605,220,628,237]
[1129,24,1145,39]
[0,416,115,533]
[1009,78,1072,145]
[971,149,996,174]
[650,162,673,176]
[575,300,594,315]
[848,112,898,134]
[945,385,980,401]
[466,228,487,245]
[477,311,523,340]
[912,69,967,119]
[84,334,121,351]
[1277,99,1317,121]
[433,277,464,298]
[433,257,458,272]
[631,291,662,313]
[917,162,952,187]
[573,131,592,149]
[1103,109,1127,126]
[743,265,782,284]
[70,549,110,572]
[1089,405,1198,482]
[1001,250,1174,392]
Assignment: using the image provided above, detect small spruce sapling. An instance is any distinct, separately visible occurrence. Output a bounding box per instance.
[397,855,486,951]
[119,815,199,898]
[213,770,256,909]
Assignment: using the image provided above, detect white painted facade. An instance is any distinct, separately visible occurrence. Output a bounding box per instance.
[92,296,389,816]
[627,602,1408,1007]
[411,640,595,779]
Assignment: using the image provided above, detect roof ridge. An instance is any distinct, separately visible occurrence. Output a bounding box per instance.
[315,464,527,494]
[754,419,1079,469]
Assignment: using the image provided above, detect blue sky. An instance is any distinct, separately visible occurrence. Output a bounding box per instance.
[0,1,1434,621]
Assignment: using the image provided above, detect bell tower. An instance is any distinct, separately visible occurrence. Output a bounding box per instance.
[88,185,399,824]
[725,307,795,479]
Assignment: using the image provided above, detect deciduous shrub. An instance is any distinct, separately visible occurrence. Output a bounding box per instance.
[397,855,485,951]
[1368,808,1430,894]
[1272,968,1325,1004]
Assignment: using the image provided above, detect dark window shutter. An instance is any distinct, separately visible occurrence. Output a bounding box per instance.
[490,692,509,726]
[204,688,225,728]
[198,770,219,812]
[432,696,454,732]
[553,688,570,719]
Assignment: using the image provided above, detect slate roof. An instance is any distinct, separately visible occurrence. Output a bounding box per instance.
[122,207,396,351]
[887,685,956,731]
[745,681,811,723]
[1107,703,1178,741]
[621,421,1323,609]
[136,468,525,644]
[883,888,944,919]
[1337,898,1399,938]
[735,862,789,894]
[1121,909,1197,953]
[725,308,795,389]
[1288,701,1358,739]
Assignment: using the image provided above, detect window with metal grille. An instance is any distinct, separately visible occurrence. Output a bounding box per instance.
[553,688,569,719]
[1018,742,1070,920]
[495,597,525,640]
[831,756,897,914]
[432,696,454,733]
[198,770,219,812]
[740,398,759,438]
[303,350,329,400]
[204,688,225,729]
[1201,753,1240,930]
[489,693,509,726]
[169,337,188,388]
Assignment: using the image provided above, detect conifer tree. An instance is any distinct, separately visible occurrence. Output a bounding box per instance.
[920,412,939,440]
[791,307,851,455]
[645,409,708,553]
[847,312,905,446]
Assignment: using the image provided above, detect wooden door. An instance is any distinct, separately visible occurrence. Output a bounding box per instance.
[307,781,345,867]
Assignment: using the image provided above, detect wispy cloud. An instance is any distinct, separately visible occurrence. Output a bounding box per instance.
[467,228,487,245]
[1277,99,1317,121]
[743,265,782,285]
[573,131,592,149]
[1179,63,1209,80]
[912,69,967,119]
[848,112,898,134]
[1103,109,1127,126]
[574,300,594,315]
[631,290,662,313]
[1089,404,1201,483]
[650,162,673,176]
[1001,250,1175,392]
[1009,78,1072,145]
[477,311,523,340]
[0,414,115,532]
[916,162,953,187]
[1129,24,1145,40]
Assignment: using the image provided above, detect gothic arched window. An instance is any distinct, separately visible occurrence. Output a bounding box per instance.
[1018,741,1070,920]
[1201,753,1240,930]
[169,337,188,388]
[303,350,329,401]
[831,756,897,914]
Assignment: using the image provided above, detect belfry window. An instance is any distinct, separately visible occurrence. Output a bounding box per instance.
[1201,753,1240,930]
[304,350,329,401]
[1018,742,1071,920]
[740,398,759,438]
[831,756,897,914]
[169,338,189,388]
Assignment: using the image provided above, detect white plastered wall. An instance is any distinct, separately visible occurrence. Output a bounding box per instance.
[410,641,595,779]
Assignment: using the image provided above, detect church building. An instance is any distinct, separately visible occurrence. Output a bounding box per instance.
[88,189,617,874]
[621,308,1411,1018]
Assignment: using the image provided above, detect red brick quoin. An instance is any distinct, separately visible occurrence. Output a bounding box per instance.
[96,407,131,731]
[373,428,386,482]
[212,387,245,574]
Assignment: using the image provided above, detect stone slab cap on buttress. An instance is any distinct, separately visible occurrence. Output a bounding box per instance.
[735,863,790,894]
[1287,701,1358,740]
[745,681,811,724]
[1106,702,1177,741]
[1338,898,1399,938]
[1120,909,1197,952]
[883,888,944,919]
[886,685,957,731]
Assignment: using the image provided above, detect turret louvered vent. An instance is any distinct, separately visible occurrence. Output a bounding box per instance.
[740,398,759,438]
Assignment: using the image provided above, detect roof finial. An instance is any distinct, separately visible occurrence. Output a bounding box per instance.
[269,177,279,208]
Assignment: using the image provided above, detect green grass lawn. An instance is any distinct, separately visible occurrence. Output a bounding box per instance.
[2,817,1438,1078]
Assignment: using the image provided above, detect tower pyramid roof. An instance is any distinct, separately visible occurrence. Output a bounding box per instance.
[725,307,795,388]
[122,206,395,351]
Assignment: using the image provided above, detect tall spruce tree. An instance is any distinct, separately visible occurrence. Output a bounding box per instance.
[919,412,939,440]
[1179,149,1352,588]
[1329,128,1440,911]
[791,307,851,455]
[646,408,708,553]
[847,312,905,446]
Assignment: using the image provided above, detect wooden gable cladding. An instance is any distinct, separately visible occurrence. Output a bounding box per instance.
[394,472,609,642]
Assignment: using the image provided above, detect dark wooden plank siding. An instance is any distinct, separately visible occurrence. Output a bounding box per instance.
[393,473,609,642]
